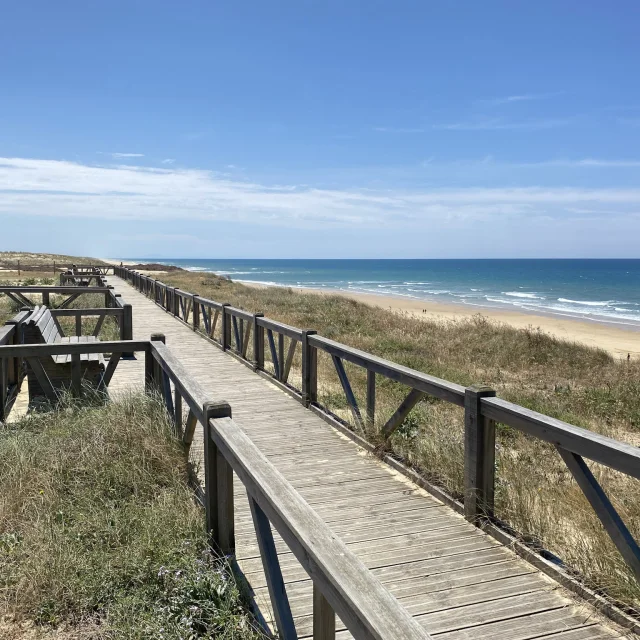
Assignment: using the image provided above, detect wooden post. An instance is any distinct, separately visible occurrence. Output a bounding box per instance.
[203,401,234,554]
[193,295,200,331]
[0,358,6,422]
[75,314,82,337]
[42,291,50,307]
[146,333,165,394]
[122,303,133,357]
[173,288,179,316]
[253,313,264,371]
[366,369,376,429]
[464,385,497,524]
[277,333,285,382]
[71,353,81,396]
[221,304,231,351]
[174,388,182,436]
[301,330,318,407]
[313,583,336,640]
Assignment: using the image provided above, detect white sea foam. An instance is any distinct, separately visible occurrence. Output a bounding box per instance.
[503,291,541,299]
[557,298,612,307]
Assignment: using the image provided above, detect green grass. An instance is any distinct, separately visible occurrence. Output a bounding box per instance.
[0,393,264,639]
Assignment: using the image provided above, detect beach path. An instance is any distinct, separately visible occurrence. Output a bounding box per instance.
[108,274,623,639]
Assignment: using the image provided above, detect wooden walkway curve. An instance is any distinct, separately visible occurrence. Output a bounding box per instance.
[108,275,624,640]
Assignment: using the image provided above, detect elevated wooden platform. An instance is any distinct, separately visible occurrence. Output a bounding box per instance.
[107,275,624,639]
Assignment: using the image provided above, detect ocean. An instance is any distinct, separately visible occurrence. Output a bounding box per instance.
[140,259,640,328]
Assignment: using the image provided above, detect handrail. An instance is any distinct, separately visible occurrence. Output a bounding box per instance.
[209,415,431,640]
[310,334,466,406]
[114,262,640,591]
[481,396,640,479]
[258,315,304,340]
[0,340,149,357]
[0,286,111,293]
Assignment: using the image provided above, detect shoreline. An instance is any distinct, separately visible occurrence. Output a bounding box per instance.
[101,259,640,359]
[240,281,640,359]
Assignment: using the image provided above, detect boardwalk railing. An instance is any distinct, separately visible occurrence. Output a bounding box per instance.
[0,285,133,342]
[59,273,109,287]
[0,310,30,421]
[0,334,431,640]
[0,263,115,275]
[116,265,640,588]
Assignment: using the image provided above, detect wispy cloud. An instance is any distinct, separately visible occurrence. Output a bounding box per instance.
[161,158,175,164]
[98,152,145,159]
[1,156,640,229]
[478,92,563,106]
[433,117,573,131]
[374,127,426,134]
[516,157,640,168]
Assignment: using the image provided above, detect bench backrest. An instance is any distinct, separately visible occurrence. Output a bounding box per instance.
[23,306,63,345]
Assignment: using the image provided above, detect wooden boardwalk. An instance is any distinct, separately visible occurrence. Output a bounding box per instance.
[108,275,624,640]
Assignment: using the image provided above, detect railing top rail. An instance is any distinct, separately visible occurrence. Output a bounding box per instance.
[257,315,304,340]
[210,415,432,640]
[0,286,111,294]
[224,305,254,322]
[50,308,124,317]
[194,295,224,310]
[150,340,230,423]
[481,396,640,479]
[310,334,466,406]
[0,340,149,357]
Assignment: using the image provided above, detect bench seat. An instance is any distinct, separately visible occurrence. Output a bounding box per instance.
[22,306,106,400]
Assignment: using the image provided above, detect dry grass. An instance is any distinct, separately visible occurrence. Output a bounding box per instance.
[0,392,264,639]
[159,269,640,611]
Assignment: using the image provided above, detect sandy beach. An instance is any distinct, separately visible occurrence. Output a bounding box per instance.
[241,282,640,360]
[103,259,640,359]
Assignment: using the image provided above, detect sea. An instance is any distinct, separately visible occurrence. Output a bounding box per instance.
[140,259,640,329]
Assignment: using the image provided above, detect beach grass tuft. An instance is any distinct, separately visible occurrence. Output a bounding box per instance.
[0,391,264,639]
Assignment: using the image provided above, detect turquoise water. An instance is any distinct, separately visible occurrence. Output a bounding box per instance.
[142,259,640,328]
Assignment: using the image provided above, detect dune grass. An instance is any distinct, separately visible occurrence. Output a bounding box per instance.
[0,392,263,639]
[155,269,640,611]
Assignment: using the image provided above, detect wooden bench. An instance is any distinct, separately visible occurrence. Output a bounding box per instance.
[22,306,105,399]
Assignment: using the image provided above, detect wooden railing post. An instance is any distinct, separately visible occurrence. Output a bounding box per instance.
[464,385,497,524]
[192,294,200,331]
[0,357,6,422]
[313,582,336,640]
[146,333,165,394]
[171,288,178,316]
[253,313,264,371]
[122,303,133,357]
[302,330,318,407]
[221,304,231,351]
[203,401,234,555]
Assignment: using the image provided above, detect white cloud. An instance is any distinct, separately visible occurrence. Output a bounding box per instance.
[517,157,640,168]
[97,152,145,159]
[478,92,563,106]
[374,127,426,133]
[162,158,175,164]
[433,117,572,131]
[1,156,639,229]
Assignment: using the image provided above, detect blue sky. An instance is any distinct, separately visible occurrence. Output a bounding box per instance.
[1,1,640,258]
